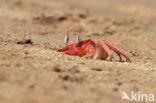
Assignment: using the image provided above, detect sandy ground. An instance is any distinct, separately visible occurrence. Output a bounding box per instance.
[0,0,156,103]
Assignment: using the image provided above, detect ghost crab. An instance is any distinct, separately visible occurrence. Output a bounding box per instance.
[58,29,130,62]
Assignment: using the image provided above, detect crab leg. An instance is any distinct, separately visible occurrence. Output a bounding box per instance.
[104,40,131,62]
[97,40,112,61]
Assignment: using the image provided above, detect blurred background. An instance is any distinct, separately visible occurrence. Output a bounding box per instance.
[0,0,156,103]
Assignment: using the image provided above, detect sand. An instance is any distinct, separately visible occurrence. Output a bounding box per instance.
[0,0,156,103]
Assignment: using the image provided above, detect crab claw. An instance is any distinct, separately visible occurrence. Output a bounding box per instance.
[65,30,69,45]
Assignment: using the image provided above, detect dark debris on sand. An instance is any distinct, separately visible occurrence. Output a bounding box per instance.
[17,39,33,45]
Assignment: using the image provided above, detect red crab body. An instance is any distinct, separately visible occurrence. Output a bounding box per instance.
[58,30,130,62]
[58,39,96,58]
[58,39,130,62]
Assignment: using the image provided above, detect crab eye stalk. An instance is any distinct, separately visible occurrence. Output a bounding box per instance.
[77,28,82,43]
[64,36,69,45]
[64,30,69,45]
[77,35,82,43]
